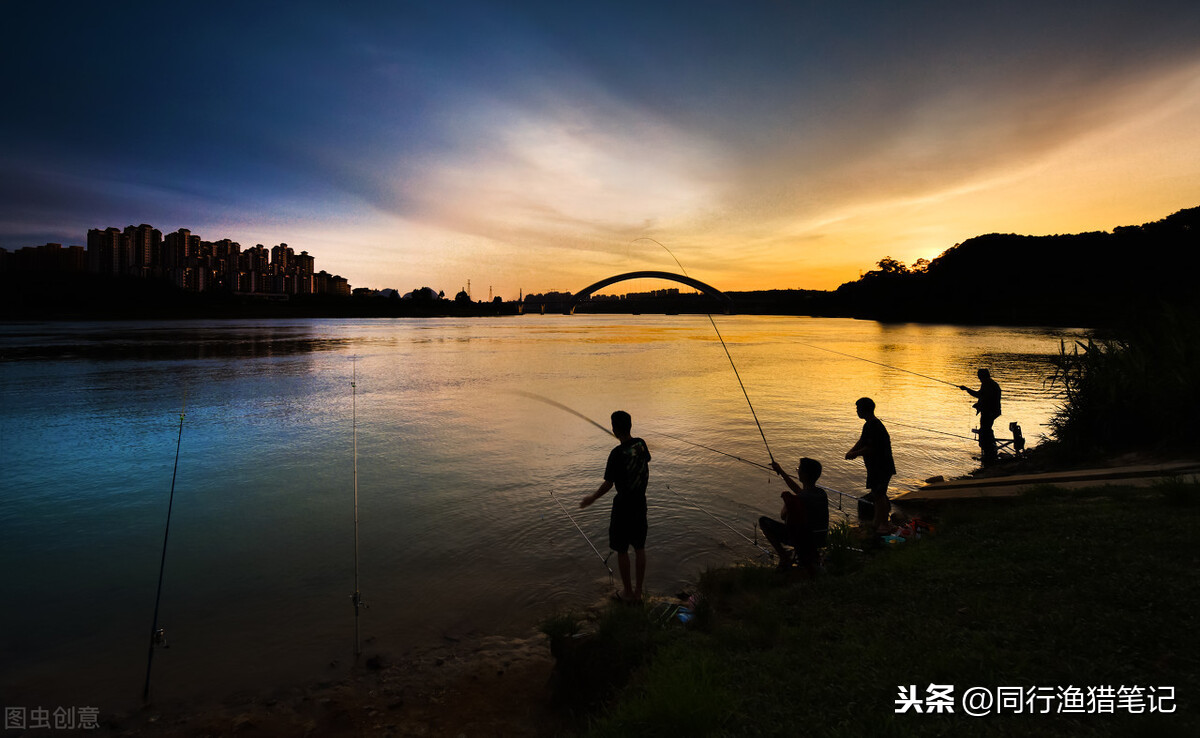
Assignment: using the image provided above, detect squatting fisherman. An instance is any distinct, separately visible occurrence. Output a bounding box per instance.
[763,456,829,575]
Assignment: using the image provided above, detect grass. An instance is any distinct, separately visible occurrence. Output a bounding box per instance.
[547,481,1200,736]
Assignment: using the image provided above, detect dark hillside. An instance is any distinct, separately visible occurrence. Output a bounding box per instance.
[832,206,1199,325]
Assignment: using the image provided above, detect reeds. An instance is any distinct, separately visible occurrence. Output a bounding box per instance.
[1047,306,1200,457]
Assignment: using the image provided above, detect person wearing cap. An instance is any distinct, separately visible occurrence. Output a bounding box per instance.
[846,397,895,534]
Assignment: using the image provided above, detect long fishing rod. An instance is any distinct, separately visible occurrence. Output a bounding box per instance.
[351,357,363,657]
[550,490,614,579]
[513,393,613,577]
[143,394,186,702]
[633,237,775,465]
[510,390,613,438]
[518,389,773,555]
[799,342,959,388]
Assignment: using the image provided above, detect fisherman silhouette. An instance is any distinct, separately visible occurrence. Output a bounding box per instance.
[845,398,895,534]
[960,368,1001,465]
[580,410,651,604]
[763,457,829,575]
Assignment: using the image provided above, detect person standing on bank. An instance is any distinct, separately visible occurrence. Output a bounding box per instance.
[845,397,895,534]
[581,410,651,604]
[960,368,1001,465]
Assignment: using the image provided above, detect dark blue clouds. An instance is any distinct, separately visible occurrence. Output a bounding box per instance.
[2,1,1199,290]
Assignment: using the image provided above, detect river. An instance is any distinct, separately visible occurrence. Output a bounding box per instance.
[0,315,1084,711]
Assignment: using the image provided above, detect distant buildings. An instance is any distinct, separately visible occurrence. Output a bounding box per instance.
[0,223,352,297]
[0,242,87,273]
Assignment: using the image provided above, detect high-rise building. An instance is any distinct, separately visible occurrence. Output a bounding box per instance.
[271,243,293,274]
[71,223,349,297]
[123,224,161,276]
[294,250,315,295]
[87,228,123,275]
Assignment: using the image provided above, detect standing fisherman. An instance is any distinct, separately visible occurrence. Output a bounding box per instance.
[581,410,651,604]
[846,397,895,534]
[960,368,1002,465]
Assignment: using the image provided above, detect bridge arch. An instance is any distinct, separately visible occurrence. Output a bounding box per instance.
[568,270,733,314]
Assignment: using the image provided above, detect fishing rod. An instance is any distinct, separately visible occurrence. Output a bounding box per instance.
[510,390,613,438]
[550,489,614,580]
[518,389,774,555]
[519,389,855,555]
[633,237,776,465]
[798,342,959,388]
[514,392,614,577]
[351,357,363,657]
[143,394,186,702]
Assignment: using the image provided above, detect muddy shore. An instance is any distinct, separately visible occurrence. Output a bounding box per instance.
[98,632,562,737]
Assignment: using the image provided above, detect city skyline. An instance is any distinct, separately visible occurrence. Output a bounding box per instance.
[3,2,1199,298]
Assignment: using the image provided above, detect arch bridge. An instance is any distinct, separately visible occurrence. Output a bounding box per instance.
[567,270,733,314]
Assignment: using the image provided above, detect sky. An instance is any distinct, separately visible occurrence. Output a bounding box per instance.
[3,1,1199,297]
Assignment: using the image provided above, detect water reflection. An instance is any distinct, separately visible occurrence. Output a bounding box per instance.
[0,320,353,362]
[0,316,1086,709]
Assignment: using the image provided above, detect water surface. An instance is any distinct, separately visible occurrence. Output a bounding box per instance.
[0,316,1082,709]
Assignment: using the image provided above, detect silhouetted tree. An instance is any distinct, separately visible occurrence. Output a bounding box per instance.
[875,256,908,275]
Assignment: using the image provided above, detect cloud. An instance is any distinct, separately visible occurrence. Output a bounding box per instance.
[3,1,1200,293]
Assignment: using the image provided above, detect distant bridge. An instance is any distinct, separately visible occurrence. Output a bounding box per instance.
[567,270,733,314]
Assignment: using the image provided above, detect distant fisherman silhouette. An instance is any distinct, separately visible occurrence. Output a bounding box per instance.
[846,398,895,534]
[581,410,651,604]
[960,368,1001,465]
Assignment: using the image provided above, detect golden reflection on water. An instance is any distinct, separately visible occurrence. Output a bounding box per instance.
[490,315,1072,495]
[1,315,1084,708]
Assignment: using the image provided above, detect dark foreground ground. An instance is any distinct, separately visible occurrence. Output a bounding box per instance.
[84,470,1199,737]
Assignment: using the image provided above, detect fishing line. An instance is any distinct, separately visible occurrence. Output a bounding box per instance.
[514,392,613,578]
[799,342,959,388]
[142,393,186,702]
[886,419,977,442]
[351,357,363,657]
[518,391,775,556]
[654,430,772,472]
[667,484,772,558]
[633,237,776,464]
[657,427,873,508]
[550,490,614,580]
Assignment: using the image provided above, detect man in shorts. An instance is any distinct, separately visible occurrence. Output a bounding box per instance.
[581,410,651,603]
[846,397,895,534]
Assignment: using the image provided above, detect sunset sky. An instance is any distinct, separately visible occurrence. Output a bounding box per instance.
[3,1,1199,297]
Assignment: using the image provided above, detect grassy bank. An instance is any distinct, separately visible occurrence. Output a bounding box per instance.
[546,482,1199,736]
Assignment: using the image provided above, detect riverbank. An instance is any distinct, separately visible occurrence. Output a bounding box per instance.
[93,475,1198,736]
[568,479,1199,736]
[97,633,563,736]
